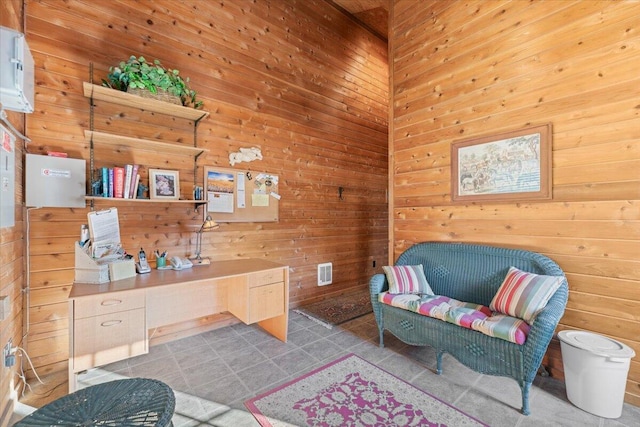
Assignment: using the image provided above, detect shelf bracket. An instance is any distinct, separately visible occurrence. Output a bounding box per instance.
[88,63,96,190]
[194,200,206,212]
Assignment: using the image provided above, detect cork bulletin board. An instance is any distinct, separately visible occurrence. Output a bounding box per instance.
[204,166,279,222]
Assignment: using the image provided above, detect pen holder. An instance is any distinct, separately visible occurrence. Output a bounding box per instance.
[156,256,166,269]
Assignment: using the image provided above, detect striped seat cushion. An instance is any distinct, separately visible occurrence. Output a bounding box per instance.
[415,295,456,321]
[471,314,531,345]
[378,292,530,345]
[445,306,491,329]
[378,292,422,311]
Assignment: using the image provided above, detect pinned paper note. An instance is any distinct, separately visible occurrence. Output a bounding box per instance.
[252,193,269,206]
[206,170,234,213]
[237,172,246,208]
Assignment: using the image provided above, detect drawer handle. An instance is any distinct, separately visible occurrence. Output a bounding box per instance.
[100,320,122,327]
[101,299,123,306]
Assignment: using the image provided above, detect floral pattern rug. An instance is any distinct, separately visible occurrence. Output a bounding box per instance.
[293,288,373,328]
[245,354,488,427]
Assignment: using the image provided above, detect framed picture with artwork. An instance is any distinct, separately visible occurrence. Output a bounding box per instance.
[149,169,180,200]
[451,124,552,203]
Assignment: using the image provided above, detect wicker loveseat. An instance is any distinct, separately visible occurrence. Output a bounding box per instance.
[369,242,568,415]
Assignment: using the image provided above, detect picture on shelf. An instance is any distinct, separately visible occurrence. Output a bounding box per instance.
[149,169,180,200]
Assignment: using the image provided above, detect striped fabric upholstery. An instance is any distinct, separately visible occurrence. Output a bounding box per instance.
[379,292,530,345]
[445,306,491,329]
[490,267,563,324]
[378,292,421,311]
[415,295,455,320]
[472,314,531,345]
[382,264,433,294]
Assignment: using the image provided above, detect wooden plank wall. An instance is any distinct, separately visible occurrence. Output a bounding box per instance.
[391,0,639,405]
[0,1,26,424]
[22,0,388,379]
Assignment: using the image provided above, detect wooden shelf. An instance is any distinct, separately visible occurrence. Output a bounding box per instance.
[86,196,207,205]
[83,82,209,122]
[85,130,206,157]
[84,76,209,211]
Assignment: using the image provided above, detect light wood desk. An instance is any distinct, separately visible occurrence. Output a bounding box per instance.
[68,259,288,391]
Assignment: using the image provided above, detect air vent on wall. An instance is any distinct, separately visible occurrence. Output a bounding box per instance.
[318,262,332,286]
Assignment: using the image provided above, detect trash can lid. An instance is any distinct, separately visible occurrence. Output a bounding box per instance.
[558,330,635,358]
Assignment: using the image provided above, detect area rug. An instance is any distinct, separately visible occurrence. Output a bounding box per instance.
[293,288,372,329]
[245,354,488,427]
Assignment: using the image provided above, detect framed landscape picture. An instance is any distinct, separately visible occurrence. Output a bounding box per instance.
[149,169,180,200]
[451,123,552,203]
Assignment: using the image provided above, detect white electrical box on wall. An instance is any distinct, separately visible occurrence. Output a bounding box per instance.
[0,26,34,113]
[26,154,86,208]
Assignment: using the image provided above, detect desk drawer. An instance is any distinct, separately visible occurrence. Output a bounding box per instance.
[74,290,145,319]
[248,282,285,323]
[247,268,284,288]
[72,308,147,372]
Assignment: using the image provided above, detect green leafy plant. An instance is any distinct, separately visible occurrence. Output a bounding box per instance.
[102,55,203,109]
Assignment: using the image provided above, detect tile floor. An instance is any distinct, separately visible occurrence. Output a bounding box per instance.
[12,310,640,426]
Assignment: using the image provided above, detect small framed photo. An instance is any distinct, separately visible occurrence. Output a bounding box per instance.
[149,169,180,200]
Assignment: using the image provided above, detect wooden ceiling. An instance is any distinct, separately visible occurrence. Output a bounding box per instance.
[331,0,389,41]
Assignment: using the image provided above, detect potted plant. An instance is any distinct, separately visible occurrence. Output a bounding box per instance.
[102,55,203,109]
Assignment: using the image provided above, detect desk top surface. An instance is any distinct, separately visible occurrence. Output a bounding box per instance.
[70,258,287,298]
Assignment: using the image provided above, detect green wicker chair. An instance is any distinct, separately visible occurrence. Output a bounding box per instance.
[14,378,175,426]
[370,242,568,415]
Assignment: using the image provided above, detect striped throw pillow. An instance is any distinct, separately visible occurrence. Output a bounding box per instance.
[490,266,563,324]
[382,264,434,295]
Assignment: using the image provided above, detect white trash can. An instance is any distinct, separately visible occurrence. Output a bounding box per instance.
[558,330,635,418]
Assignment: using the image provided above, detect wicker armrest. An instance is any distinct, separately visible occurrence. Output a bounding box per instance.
[522,278,569,379]
[369,273,388,295]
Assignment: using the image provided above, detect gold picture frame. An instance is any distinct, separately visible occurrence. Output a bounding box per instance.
[149,169,180,200]
[451,123,552,203]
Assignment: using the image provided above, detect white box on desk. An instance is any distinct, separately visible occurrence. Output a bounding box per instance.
[109,259,136,281]
[74,242,109,284]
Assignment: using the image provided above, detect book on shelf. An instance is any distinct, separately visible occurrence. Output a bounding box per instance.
[114,166,125,198]
[123,164,133,199]
[108,168,114,198]
[101,167,108,198]
[133,174,141,199]
[128,164,139,199]
[94,164,143,200]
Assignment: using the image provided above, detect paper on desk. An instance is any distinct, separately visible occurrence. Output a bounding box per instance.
[87,208,122,258]
[91,242,123,261]
[88,208,120,243]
